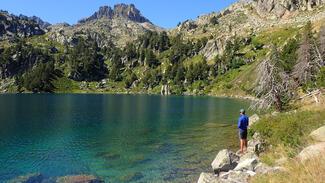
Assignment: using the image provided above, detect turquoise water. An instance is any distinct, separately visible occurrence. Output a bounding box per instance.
[0,94,251,182]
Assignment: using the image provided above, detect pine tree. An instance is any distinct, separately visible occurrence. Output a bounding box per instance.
[145,49,158,68]
[174,64,185,84]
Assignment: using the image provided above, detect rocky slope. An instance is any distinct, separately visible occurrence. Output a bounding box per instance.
[172,0,325,60]
[254,0,325,18]
[0,2,324,95]
[0,10,46,41]
[47,4,162,47]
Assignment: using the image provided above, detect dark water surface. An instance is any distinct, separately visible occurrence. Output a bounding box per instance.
[0,94,251,182]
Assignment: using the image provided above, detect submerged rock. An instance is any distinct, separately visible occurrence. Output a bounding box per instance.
[55,175,104,183]
[120,172,144,182]
[211,149,239,174]
[309,125,325,142]
[8,173,43,183]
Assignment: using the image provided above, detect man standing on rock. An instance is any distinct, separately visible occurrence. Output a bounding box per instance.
[238,109,249,154]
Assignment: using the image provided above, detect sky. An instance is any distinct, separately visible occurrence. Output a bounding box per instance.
[1,0,237,28]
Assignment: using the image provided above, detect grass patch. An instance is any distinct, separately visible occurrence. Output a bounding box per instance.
[252,154,325,183]
[250,101,325,182]
[252,27,299,47]
[250,110,325,157]
[53,77,80,93]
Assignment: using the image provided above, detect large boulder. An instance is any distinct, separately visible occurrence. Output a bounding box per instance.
[55,175,104,183]
[211,149,239,174]
[8,173,43,183]
[234,157,258,171]
[297,142,325,161]
[197,172,220,183]
[310,126,325,142]
[234,152,259,171]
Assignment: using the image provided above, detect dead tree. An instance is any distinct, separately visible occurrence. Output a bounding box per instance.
[252,47,291,111]
[293,22,323,89]
[318,24,325,66]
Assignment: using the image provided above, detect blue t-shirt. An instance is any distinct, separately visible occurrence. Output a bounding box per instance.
[238,115,249,131]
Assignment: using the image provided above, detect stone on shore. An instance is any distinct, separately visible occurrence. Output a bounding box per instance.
[56,175,104,183]
[197,172,220,183]
[239,152,259,162]
[309,125,325,142]
[211,149,239,174]
[219,170,252,183]
[247,133,264,154]
[297,142,325,161]
[234,152,259,171]
[249,114,260,127]
[8,173,43,183]
[254,162,285,174]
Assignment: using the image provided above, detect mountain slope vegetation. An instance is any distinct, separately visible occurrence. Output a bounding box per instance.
[0,1,324,110]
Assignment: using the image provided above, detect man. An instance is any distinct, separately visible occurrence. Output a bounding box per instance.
[238,109,249,154]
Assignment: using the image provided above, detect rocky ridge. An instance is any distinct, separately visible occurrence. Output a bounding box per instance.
[0,10,45,41]
[253,0,325,18]
[78,4,151,24]
[48,4,162,47]
[26,15,51,29]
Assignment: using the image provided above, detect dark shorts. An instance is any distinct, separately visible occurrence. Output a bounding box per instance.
[239,130,248,140]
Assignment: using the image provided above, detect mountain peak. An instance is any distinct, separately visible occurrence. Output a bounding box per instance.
[78,4,150,24]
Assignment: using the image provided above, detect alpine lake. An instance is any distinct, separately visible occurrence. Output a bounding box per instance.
[0,94,252,182]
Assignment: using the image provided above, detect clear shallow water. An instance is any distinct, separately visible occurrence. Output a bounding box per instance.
[0,94,251,182]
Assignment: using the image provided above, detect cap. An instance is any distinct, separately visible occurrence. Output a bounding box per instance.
[240,109,245,113]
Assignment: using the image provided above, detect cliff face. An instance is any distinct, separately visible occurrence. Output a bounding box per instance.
[78,4,150,24]
[48,4,161,47]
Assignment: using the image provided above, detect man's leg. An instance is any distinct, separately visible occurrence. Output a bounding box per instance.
[240,139,244,154]
[244,139,248,152]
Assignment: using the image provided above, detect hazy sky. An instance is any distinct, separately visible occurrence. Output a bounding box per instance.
[1,0,237,28]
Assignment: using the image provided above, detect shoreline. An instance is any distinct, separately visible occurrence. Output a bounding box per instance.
[198,99,325,183]
[0,90,258,101]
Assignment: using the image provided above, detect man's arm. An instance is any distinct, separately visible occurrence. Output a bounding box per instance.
[238,117,241,129]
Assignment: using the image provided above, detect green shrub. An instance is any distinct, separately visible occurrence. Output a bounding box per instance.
[251,111,325,151]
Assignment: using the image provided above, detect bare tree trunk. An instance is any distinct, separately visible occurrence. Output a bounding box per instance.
[275,95,283,111]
